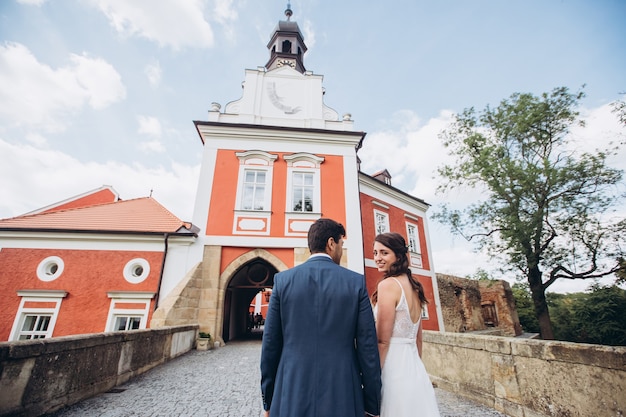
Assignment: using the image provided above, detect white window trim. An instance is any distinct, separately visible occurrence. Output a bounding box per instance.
[374,209,390,235]
[405,221,423,268]
[9,290,68,341]
[234,150,277,212]
[105,292,155,332]
[284,153,324,214]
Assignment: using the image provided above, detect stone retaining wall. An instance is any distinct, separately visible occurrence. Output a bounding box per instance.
[423,331,626,417]
[0,325,197,417]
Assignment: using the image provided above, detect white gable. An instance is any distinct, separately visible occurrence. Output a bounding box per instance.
[209,66,352,131]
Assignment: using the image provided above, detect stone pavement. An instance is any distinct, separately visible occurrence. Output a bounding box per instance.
[48,339,509,417]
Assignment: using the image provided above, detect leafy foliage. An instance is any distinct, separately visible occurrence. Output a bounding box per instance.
[434,86,626,339]
[511,283,539,333]
[513,283,626,346]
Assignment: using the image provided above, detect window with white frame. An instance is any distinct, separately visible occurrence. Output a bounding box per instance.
[406,220,423,268]
[242,169,267,210]
[105,292,155,332]
[406,222,420,254]
[284,153,324,213]
[113,316,142,331]
[291,171,314,212]
[235,151,278,212]
[374,210,390,235]
[9,290,67,341]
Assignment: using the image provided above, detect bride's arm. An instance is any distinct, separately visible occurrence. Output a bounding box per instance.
[416,318,423,358]
[375,278,400,368]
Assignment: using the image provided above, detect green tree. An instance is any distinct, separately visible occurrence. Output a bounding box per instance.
[511,283,539,333]
[567,284,626,346]
[434,87,626,339]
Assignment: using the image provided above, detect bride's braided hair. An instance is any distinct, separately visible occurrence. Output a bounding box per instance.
[371,232,429,306]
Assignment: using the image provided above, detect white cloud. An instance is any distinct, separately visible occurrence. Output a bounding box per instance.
[145,61,162,87]
[213,0,237,24]
[90,0,215,50]
[24,132,48,147]
[70,53,126,109]
[16,0,47,5]
[0,42,125,132]
[138,140,166,153]
[570,100,626,171]
[0,138,198,221]
[137,115,162,136]
[301,20,316,49]
[359,109,455,203]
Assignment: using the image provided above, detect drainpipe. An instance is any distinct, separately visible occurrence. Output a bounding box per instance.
[154,233,170,311]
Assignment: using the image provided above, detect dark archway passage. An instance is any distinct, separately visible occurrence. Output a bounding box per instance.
[222,258,276,342]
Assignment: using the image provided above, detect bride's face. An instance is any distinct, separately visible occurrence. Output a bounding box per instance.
[373,241,396,273]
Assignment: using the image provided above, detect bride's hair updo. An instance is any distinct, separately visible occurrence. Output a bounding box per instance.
[372,232,428,306]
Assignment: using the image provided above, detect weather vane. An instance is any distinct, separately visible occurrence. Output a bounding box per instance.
[285,2,292,20]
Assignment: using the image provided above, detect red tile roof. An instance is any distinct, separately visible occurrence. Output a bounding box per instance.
[0,197,195,234]
[34,185,119,214]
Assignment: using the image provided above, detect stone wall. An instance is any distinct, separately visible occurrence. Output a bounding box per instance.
[422,331,626,417]
[0,325,197,417]
[436,274,522,336]
[436,273,485,332]
[479,280,522,336]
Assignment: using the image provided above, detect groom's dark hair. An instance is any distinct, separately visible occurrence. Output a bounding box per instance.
[308,218,346,253]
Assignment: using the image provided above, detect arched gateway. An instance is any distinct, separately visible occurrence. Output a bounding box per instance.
[222,258,277,342]
[217,249,290,343]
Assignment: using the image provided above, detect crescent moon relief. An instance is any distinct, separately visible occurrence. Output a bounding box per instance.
[267,82,302,115]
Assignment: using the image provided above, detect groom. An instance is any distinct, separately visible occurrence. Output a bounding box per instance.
[260,218,381,417]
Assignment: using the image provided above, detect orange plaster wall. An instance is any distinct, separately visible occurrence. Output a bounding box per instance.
[319,155,347,228]
[0,248,163,340]
[206,149,240,236]
[206,150,347,238]
[270,154,287,236]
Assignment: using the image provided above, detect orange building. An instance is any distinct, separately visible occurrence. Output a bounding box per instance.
[0,186,197,341]
[0,7,443,343]
[154,7,444,342]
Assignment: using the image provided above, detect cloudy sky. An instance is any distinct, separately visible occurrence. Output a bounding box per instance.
[1,0,625,293]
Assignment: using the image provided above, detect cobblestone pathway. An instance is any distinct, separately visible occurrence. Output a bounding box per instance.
[48,339,509,417]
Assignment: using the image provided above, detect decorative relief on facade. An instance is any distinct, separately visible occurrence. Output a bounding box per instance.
[267,81,302,115]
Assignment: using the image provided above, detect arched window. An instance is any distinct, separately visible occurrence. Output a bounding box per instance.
[281,40,292,53]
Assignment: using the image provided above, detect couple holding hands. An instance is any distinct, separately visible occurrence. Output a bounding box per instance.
[260,218,440,417]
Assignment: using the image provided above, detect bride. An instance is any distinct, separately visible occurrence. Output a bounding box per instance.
[372,232,440,417]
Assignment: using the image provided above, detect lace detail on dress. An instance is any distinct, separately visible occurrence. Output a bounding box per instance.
[390,278,420,340]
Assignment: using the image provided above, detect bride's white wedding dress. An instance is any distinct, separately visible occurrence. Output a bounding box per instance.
[375,278,440,417]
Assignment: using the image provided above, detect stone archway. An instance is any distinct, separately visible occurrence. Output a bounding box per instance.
[219,249,289,342]
[222,259,277,342]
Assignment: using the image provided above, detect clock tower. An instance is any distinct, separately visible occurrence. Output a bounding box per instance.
[265,3,307,74]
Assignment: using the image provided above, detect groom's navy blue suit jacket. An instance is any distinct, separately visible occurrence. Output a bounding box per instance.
[260,255,382,417]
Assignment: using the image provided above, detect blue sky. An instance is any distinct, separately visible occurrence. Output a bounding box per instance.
[1,0,625,293]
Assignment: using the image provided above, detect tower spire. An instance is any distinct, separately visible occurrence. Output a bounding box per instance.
[285,2,292,21]
[265,1,307,73]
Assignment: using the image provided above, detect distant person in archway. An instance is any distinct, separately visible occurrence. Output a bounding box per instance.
[372,232,440,417]
[260,218,381,417]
